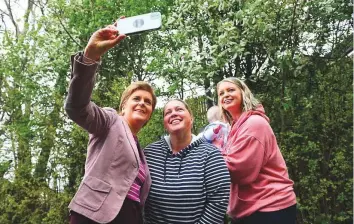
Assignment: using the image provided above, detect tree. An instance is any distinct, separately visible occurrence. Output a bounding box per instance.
[0,0,351,223]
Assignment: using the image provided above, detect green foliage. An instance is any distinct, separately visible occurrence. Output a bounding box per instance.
[274,57,353,224]
[138,108,164,148]
[0,178,71,224]
[0,0,352,223]
[186,96,209,133]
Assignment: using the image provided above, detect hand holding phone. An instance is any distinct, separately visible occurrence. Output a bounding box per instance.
[116,12,162,35]
[84,25,126,61]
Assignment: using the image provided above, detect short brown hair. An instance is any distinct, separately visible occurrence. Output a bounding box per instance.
[119,81,157,113]
[163,99,193,118]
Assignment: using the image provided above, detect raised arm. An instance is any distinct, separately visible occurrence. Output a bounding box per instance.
[64,24,126,134]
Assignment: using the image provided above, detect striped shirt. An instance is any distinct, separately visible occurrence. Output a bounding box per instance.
[144,136,230,224]
[126,136,146,202]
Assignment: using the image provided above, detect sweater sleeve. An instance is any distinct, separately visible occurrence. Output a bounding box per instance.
[197,148,230,224]
[64,53,113,134]
[223,126,266,185]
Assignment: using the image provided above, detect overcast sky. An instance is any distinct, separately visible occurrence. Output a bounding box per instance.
[0,0,28,31]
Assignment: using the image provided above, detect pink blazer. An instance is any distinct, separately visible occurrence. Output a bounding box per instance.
[65,53,151,223]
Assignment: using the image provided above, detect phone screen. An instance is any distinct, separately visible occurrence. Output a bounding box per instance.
[117,12,162,35]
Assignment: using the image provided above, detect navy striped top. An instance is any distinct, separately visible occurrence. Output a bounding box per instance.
[144,136,230,224]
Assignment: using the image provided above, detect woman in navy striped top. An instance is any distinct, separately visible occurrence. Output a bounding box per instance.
[144,99,230,224]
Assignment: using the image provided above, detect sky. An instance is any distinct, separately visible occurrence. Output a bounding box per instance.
[0,0,27,32]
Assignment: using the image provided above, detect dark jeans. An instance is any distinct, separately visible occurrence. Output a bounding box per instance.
[232,204,297,224]
[70,198,143,224]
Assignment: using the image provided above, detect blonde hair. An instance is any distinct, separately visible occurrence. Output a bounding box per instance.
[217,77,260,124]
[119,81,157,113]
[206,105,222,123]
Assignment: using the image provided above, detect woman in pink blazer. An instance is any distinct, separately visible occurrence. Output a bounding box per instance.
[65,21,156,224]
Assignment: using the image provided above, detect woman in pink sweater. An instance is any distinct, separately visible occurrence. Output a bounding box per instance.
[217,77,297,224]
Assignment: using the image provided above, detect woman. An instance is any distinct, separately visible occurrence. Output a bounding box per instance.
[65,22,157,224]
[217,77,297,224]
[144,99,230,224]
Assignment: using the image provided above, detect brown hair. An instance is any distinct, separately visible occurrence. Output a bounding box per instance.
[119,81,157,113]
[163,99,193,118]
[217,77,260,124]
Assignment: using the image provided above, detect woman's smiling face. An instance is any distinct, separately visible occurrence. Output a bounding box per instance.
[122,89,153,131]
[163,100,193,135]
[218,81,243,119]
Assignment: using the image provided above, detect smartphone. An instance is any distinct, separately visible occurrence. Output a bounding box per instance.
[116,12,162,35]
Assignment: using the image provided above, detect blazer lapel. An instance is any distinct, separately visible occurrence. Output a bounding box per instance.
[120,118,140,168]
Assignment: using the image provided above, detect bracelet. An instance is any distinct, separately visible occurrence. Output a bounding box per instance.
[82,52,102,65]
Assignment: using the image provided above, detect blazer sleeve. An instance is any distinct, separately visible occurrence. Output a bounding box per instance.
[64,53,113,134]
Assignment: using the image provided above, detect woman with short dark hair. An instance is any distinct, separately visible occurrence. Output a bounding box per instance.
[144,99,230,224]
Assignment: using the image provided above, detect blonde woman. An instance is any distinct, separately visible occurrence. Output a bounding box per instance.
[217,77,296,224]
